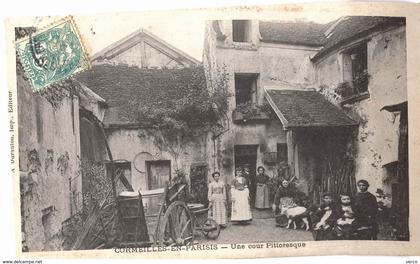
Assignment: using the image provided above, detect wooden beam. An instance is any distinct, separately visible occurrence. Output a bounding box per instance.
[286,130,295,179]
[294,142,299,180]
[263,87,289,129]
[140,40,147,68]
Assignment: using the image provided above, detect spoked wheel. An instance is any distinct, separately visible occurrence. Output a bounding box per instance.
[202,218,220,240]
[157,201,194,246]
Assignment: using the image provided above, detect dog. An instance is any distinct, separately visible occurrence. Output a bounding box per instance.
[281,205,310,231]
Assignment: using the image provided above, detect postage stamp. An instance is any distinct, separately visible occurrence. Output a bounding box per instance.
[15,17,89,91]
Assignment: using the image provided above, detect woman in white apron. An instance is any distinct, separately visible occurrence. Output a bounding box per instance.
[231,169,252,224]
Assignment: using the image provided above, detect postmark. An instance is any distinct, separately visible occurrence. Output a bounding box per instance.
[15,17,89,91]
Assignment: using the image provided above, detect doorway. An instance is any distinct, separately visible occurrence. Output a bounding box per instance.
[234,145,258,207]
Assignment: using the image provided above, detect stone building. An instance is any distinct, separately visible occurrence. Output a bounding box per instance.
[203,17,407,207]
[312,17,407,196]
[91,28,199,68]
[76,28,211,207]
[17,16,409,250]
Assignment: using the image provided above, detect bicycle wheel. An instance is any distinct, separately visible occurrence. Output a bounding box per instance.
[202,218,220,239]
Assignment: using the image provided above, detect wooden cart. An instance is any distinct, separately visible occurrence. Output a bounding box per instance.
[153,182,220,246]
[115,181,220,247]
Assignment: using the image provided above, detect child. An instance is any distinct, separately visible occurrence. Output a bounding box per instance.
[312,193,336,240]
[208,171,227,227]
[334,193,357,240]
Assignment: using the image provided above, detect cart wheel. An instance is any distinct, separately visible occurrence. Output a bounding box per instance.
[157,201,194,246]
[202,218,220,240]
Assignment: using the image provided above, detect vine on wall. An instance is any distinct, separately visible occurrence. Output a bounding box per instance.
[131,65,230,164]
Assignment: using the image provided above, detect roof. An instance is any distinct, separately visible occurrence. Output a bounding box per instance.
[312,16,406,62]
[264,89,358,129]
[258,17,405,60]
[91,28,200,67]
[259,21,326,46]
[75,64,206,126]
[381,101,408,113]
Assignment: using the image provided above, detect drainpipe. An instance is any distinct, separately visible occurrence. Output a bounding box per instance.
[211,111,230,172]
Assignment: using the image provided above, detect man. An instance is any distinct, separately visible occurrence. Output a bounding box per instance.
[353,179,379,240]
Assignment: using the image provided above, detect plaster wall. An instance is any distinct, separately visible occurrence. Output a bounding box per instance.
[111,42,183,69]
[204,21,319,184]
[315,26,407,193]
[112,42,144,67]
[105,128,209,192]
[17,74,82,251]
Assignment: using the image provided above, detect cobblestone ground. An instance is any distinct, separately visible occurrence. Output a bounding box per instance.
[197,209,314,244]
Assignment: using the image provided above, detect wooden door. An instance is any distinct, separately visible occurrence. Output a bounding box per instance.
[146,160,171,190]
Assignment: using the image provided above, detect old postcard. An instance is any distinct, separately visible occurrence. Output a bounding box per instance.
[4,2,420,259]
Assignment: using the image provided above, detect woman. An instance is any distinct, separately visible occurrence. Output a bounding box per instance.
[208,172,227,227]
[255,166,271,209]
[231,169,252,224]
[272,179,297,226]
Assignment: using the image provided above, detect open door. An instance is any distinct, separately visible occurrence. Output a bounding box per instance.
[234,145,258,207]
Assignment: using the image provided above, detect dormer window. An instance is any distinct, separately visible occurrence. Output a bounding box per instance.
[232,20,252,42]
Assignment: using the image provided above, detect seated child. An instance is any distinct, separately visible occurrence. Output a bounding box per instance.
[334,193,358,240]
[312,192,336,240]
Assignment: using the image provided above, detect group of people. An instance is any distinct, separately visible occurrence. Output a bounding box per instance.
[207,165,380,241]
[312,180,379,240]
[207,166,271,227]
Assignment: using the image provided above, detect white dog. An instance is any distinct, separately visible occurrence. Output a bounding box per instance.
[280,205,310,231]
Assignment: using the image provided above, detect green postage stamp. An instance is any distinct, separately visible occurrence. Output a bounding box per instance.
[15,17,89,91]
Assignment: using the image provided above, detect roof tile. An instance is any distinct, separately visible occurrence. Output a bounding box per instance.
[75,64,206,125]
[265,89,358,128]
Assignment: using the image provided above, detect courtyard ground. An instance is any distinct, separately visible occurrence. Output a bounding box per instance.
[195,208,395,244]
[197,209,314,244]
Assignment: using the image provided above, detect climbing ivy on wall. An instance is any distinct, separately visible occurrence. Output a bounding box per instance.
[131,65,231,164]
[133,66,230,136]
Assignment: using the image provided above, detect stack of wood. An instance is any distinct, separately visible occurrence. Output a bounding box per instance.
[314,156,356,204]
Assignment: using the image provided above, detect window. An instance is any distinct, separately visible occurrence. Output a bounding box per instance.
[340,43,369,101]
[277,143,288,164]
[146,160,171,190]
[234,73,258,106]
[232,20,251,42]
[349,43,368,93]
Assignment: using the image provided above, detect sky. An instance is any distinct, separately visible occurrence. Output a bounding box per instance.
[72,10,342,62]
[76,11,207,61]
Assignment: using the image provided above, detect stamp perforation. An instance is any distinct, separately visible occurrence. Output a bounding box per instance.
[15,16,91,92]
